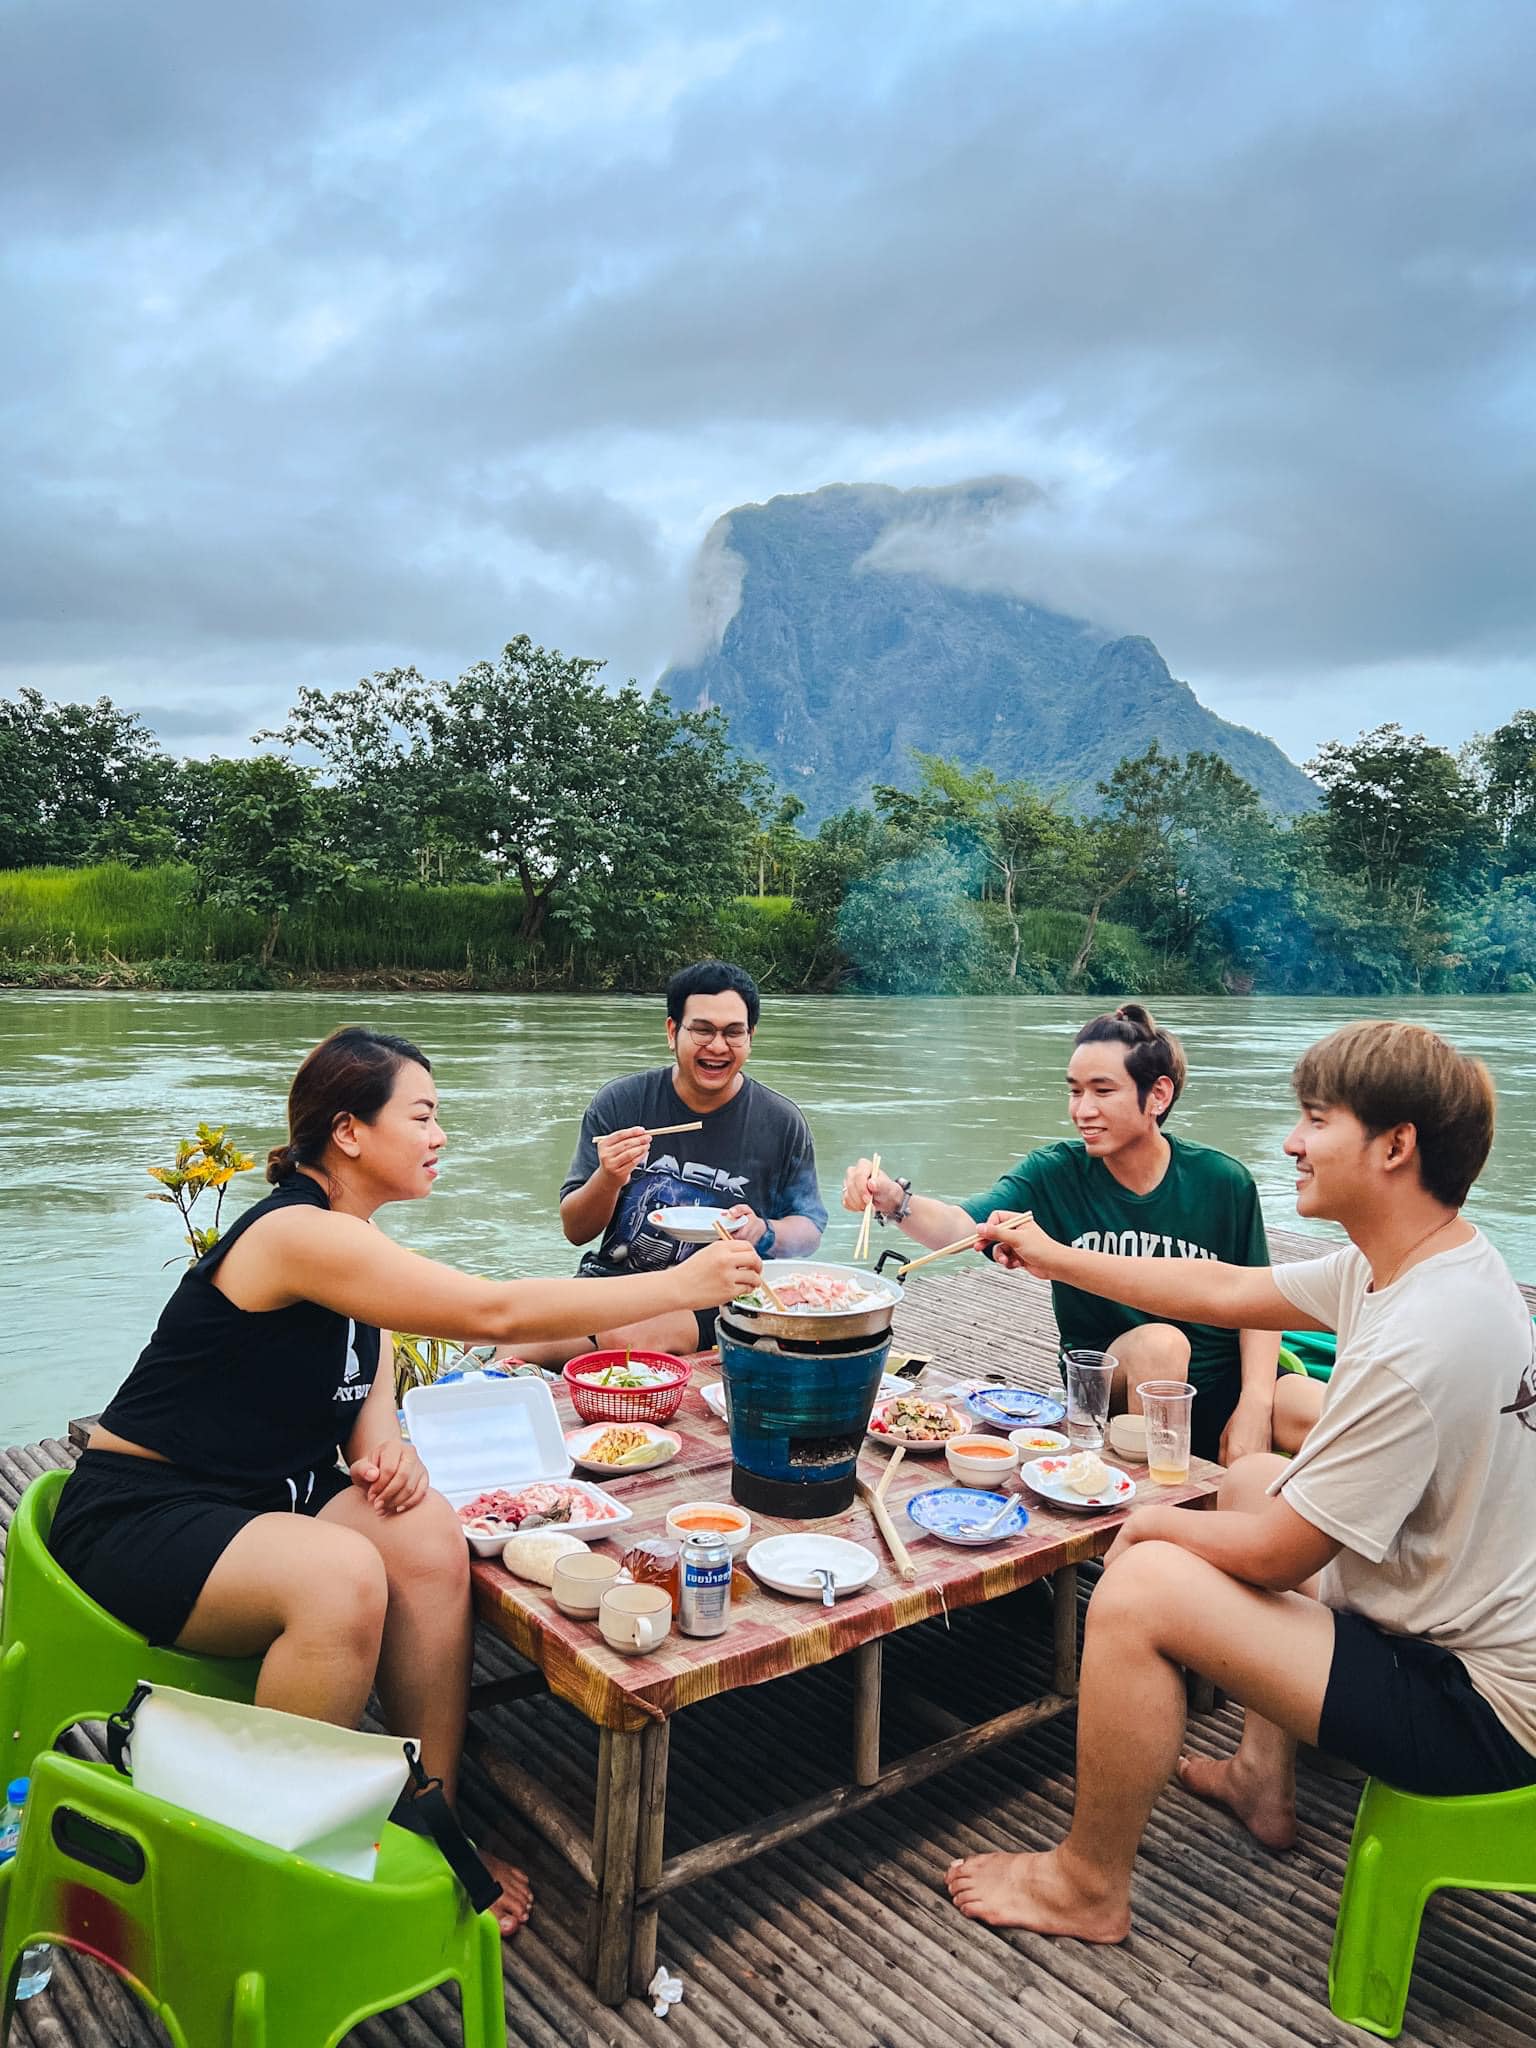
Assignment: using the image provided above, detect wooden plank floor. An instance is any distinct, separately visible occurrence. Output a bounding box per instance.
[6,1252,1535,2048]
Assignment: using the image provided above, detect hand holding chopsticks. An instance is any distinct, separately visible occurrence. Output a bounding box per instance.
[853,1151,881,1263]
[894,1211,1033,1278]
[714,1216,787,1312]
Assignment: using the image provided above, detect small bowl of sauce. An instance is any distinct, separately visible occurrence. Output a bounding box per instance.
[665,1501,753,1554]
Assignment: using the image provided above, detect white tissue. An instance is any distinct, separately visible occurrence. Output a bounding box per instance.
[648,1966,684,2018]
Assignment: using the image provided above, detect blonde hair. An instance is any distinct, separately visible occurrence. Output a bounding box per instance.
[1291,1021,1495,1207]
[1073,1003,1188,1127]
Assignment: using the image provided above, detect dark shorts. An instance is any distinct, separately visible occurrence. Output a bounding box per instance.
[49,1448,352,1649]
[693,1307,718,1353]
[1320,1609,1536,1796]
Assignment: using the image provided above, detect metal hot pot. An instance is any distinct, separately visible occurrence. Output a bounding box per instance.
[715,1260,904,1518]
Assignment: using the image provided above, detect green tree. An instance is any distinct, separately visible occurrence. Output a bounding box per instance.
[876,755,1078,978]
[1307,724,1488,903]
[1468,710,1536,872]
[0,688,169,866]
[193,756,357,965]
[836,846,986,994]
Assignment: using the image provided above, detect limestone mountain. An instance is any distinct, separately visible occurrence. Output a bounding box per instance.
[659,481,1316,821]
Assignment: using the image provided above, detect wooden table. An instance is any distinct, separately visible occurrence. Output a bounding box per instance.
[466,1362,1221,2005]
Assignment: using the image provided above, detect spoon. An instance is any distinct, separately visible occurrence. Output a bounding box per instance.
[960,1492,1021,1540]
[812,1566,837,1608]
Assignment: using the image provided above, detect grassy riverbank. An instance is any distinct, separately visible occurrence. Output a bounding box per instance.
[0,863,1164,993]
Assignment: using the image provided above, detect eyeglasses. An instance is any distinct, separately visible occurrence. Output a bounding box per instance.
[681,1021,751,1045]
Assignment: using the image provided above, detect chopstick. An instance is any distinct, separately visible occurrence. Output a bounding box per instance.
[894,1231,980,1277]
[856,1474,918,1580]
[893,1213,1032,1278]
[875,1442,906,1503]
[715,1216,787,1312]
[644,1120,703,1136]
[853,1151,881,1263]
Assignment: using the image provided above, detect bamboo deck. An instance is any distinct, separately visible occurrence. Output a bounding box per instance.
[7,1243,1536,2047]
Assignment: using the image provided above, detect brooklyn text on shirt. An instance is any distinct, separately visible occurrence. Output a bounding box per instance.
[1072,1231,1219,1260]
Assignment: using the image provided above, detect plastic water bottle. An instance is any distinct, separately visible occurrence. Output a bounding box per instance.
[0,1778,54,2000]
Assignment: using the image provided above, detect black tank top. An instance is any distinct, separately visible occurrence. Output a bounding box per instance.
[99,1175,381,1484]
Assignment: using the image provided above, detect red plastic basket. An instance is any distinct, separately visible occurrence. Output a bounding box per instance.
[563,1350,692,1424]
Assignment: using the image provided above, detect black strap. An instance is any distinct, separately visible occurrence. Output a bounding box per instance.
[107,1682,152,1775]
[403,1743,504,1914]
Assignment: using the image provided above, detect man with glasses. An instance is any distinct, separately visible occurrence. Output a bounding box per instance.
[528,959,827,1363]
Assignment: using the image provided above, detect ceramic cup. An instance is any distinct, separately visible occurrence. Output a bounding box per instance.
[599,1583,672,1655]
[551,1550,621,1618]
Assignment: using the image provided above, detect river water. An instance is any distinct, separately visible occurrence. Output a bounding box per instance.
[4,991,1536,1447]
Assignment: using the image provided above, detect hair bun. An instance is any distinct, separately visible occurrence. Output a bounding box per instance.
[1115,1003,1156,1036]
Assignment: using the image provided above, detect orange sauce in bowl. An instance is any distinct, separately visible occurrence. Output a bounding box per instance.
[673,1511,744,1532]
[950,1440,1012,1457]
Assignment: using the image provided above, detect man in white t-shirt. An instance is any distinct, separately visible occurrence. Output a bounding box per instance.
[943,1019,1536,1945]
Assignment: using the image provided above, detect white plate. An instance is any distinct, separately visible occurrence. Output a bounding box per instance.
[1020,1456,1136,1513]
[565,1421,682,1474]
[865,1396,968,1452]
[649,1205,746,1244]
[454,1479,632,1553]
[746,1534,880,1600]
[702,1372,908,1424]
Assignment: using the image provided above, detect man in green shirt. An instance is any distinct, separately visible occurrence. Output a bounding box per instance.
[842,1003,1280,1463]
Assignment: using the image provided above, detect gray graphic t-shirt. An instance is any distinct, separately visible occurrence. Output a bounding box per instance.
[562,1068,826,1275]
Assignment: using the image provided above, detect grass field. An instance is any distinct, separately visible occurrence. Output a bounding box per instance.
[0,865,1165,992]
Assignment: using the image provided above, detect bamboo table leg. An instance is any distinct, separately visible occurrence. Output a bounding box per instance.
[628,1718,672,1997]
[1052,1562,1079,1697]
[590,1726,646,2005]
[852,1640,883,1787]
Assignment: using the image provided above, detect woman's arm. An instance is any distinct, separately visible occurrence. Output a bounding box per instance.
[975,1212,1327,1333]
[221,1211,763,1344]
[341,1336,431,1514]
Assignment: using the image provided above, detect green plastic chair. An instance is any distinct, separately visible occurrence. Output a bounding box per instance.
[1329,1775,1536,2037]
[0,1469,261,1778]
[0,1748,504,2047]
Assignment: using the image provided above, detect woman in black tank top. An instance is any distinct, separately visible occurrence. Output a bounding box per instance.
[50,1024,763,1940]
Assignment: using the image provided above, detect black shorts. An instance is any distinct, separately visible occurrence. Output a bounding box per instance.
[693,1308,718,1353]
[1319,1609,1536,1796]
[49,1448,352,1650]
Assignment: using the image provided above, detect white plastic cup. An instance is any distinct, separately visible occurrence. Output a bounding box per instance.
[1138,1379,1196,1483]
[1063,1349,1118,1450]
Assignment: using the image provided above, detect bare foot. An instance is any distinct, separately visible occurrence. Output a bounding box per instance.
[945,1847,1131,1940]
[480,1848,534,1938]
[1176,1753,1296,1851]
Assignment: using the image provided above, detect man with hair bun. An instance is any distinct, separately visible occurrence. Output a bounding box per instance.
[948,1019,1536,1943]
[844,1003,1280,1464]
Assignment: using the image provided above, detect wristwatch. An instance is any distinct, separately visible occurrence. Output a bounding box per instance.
[754,1223,777,1258]
[877,1176,914,1226]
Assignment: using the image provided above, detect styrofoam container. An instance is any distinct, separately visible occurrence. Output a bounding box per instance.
[403,1374,633,1554]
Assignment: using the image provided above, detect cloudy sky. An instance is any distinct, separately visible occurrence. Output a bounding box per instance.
[5,0,1532,767]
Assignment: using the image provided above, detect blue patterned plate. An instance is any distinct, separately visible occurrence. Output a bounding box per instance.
[963,1386,1066,1432]
[906,1485,1029,1546]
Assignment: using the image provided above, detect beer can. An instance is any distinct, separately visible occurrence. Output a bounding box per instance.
[677,1529,732,1637]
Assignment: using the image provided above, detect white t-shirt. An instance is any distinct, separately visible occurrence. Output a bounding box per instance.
[1271,1230,1536,1755]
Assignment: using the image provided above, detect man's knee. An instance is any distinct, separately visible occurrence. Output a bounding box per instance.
[1217,1451,1288,1512]
[1088,1540,1200,1635]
